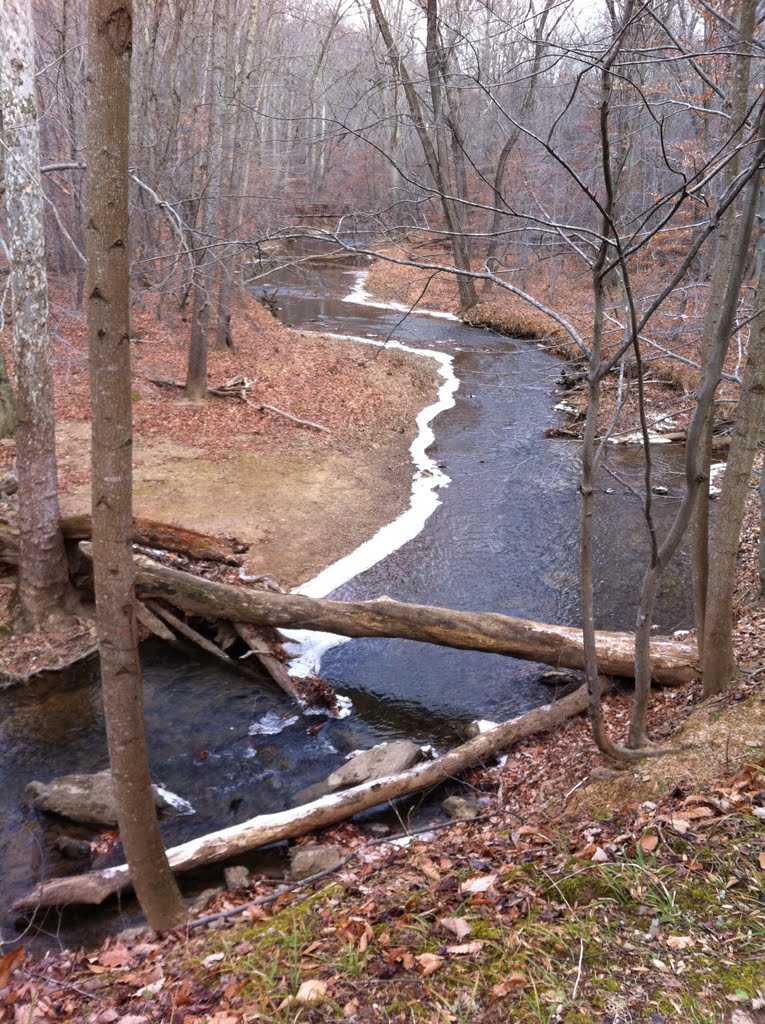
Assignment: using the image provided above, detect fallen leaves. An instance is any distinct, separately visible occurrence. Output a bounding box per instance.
[415,953,444,977]
[439,916,472,939]
[639,833,660,853]
[294,979,328,1004]
[446,941,485,956]
[0,948,24,989]
[492,973,529,997]
[459,873,497,895]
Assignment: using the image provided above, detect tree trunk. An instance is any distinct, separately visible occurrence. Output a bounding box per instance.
[0,345,15,439]
[186,0,226,399]
[0,0,70,629]
[368,0,476,312]
[702,244,765,693]
[13,682,593,910]
[122,551,698,683]
[0,117,17,438]
[86,0,186,932]
[692,0,756,656]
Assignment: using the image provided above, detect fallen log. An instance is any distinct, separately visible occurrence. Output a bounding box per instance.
[13,684,591,910]
[234,622,304,703]
[147,601,236,665]
[128,551,698,684]
[0,516,247,567]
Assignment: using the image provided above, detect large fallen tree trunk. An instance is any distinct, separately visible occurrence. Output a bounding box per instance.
[128,552,698,684]
[0,516,247,567]
[13,683,593,911]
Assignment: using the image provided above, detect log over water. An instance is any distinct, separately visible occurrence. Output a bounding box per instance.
[130,552,698,685]
[13,683,593,911]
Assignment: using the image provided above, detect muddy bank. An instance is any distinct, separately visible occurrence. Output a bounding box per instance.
[364,241,740,440]
[0,287,440,595]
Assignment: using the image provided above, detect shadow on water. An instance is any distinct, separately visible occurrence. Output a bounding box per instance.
[1,263,693,947]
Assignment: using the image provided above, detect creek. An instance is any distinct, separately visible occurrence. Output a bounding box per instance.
[0,264,692,948]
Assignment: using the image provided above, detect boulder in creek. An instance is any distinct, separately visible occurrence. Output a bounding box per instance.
[25,770,193,827]
[54,835,92,860]
[538,670,581,689]
[290,844,345,880]
[292,739,424,805]
[326,740,423,791]
[223,865,251,891]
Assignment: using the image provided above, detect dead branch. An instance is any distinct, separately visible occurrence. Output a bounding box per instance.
[12,683,592,910]
[234,622,304,702]
[243,397,330,433]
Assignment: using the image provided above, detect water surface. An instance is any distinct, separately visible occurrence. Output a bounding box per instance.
[0,263,692,946]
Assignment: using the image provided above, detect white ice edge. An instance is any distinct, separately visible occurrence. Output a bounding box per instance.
[342,270,460,321]
[282,325,460,679]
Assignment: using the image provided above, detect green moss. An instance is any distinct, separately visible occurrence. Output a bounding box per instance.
[544,869,616,906]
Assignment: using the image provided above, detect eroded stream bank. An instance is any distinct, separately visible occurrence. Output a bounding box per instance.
[0,265,693,946]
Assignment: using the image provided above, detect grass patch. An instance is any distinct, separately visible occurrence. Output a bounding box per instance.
[174,810,765,1023]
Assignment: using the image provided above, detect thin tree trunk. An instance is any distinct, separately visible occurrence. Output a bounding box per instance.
[0,119,16,437]
[482,0,553,294]
[86,0,186,931]
[579,9,634,760]
[627,124,765,732]
[186,0,226,398]
[369,0,476,311]
[692,0,756,656]
[0,0,70,629]
[702,250,765,693]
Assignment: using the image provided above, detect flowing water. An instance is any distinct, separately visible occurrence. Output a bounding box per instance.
[0,263,692,947]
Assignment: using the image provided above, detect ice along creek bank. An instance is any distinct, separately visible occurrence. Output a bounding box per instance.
[0,265,693,944]
[270,265,693,729]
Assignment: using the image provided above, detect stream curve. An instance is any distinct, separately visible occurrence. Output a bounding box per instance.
[0,263,693,946]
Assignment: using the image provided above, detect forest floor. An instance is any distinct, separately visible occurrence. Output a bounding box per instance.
[0,281,438,678]
[2,268,765,1022]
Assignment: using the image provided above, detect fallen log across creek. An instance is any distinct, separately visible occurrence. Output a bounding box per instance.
[13,682,594,911]
[126,551,699,685]
[0,516,247,567]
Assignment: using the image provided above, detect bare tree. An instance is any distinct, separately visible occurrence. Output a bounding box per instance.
[86,0,187,930]
[1,0,70,629]
[186,0,228,399]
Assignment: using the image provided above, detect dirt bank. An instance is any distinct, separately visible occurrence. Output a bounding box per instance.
[365,239,741,440]
[0,283,441,674]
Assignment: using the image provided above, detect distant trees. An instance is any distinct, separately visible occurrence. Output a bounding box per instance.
[86,0,187,930]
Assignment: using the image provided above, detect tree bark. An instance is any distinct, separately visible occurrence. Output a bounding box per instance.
[12,682,593,910]
[86,0,186,931]
[186,0,226,399]
[692,0,756,657]
[702,242,765,693]
[0,345,15,439]
[368,0,476,312]
[121,551,698,683]
[0,0,70,629]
